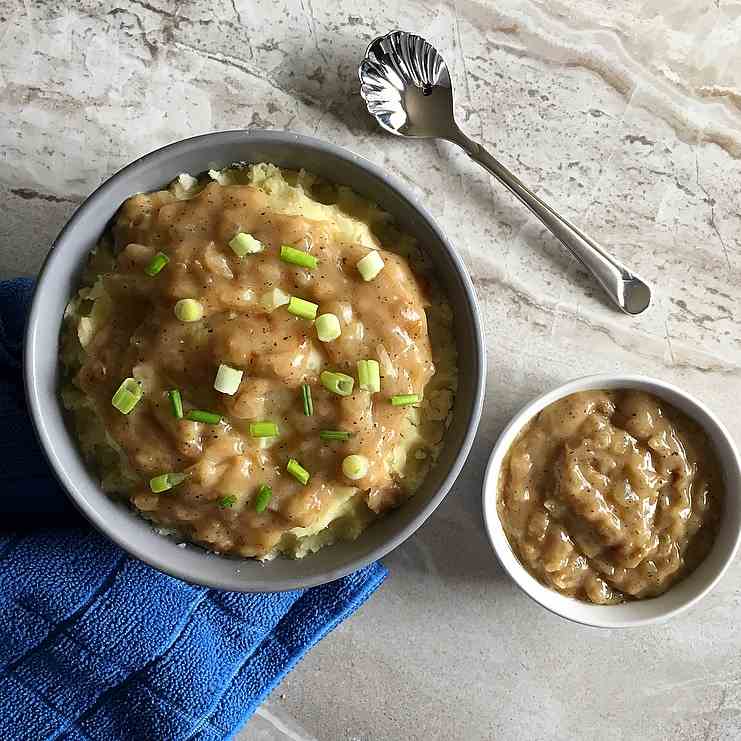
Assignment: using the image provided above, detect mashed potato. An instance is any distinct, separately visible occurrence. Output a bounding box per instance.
[61,163,457,559]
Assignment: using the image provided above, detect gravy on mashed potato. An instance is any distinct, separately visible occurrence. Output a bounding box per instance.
[61,164,457,559]
[497,390,723,603]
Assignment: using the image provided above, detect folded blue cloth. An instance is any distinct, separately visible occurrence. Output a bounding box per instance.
[0,278,387,741]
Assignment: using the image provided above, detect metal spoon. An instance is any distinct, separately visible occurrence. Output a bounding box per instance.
[358,30,652,315]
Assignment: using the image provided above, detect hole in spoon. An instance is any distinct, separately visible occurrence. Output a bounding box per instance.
[422,84,433,96]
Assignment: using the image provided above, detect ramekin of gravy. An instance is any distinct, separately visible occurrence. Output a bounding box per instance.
[483,375,741,627]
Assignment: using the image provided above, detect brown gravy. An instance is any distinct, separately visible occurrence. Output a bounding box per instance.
[497,390,723,603]
[71,182,440,557]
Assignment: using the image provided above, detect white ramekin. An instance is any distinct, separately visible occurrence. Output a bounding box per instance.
[482,374,741,628]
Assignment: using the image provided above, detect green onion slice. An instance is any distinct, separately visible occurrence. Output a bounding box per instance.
[320,430,353,441]
[186,409,222,424]
[214,363,243,395]
[320,370,355,397]
[144,251,169,277]
[149,472,187,493]
[168,389,183,419]
[301,383,313,416]
[280,245,317,269]
[255,484,273,513]
[249,421,279,438]
[218,494,237,509]
[174,298,204,322]
[287,296,318,321]
[391,393,421,407]
[229,232,264,257]
[356,251,385,281]
[357,359,380,393]
[286,458,310,486]
[342,454,369,481]
[111,377,143,415]
[316,313,341,342]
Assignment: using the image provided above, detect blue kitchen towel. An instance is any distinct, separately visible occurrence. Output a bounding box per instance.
[0,278,387,741]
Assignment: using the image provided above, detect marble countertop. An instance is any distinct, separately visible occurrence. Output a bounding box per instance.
[2,1,741,739]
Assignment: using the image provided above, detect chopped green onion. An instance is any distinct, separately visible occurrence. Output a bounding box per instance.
[287,296,319,321]
[357,359,381,393]
[301,383,313,416]
[168,389,183,419]
[218,494,237,509]
[214,363,243,395]
[320,430,353,441]
[320,370,354,397]
[255,484,273,513]
[356,251,385,281]
[111,377,143,415]
[229,232,264,257]
[149,472,187,493]
[249,421,279,438]
[260,287,290,313]
[280,244,318,269]
[286,458,310,485]
[174,298,203,322]
[342,454,369,480]
[391,393,421,407]
[316,313,341,342]
[149,475,169,493]
[186,409,222,424]
[144,251,169,277]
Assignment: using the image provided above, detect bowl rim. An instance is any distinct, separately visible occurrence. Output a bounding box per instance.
[24,129,486,591]
[482,372,741,628]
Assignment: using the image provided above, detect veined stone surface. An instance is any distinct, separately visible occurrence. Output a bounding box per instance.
[2,1,740,739]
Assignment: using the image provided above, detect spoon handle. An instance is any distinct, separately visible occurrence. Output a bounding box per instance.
[450,130,651,315]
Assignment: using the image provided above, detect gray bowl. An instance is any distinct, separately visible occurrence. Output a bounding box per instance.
[24,130,485,591]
